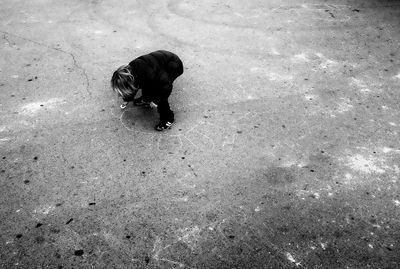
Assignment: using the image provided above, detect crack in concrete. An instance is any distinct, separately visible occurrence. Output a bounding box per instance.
[0,30,92,97]
[3,33,15,47]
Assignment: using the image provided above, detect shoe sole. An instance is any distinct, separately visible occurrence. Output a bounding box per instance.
[155,122,173,131]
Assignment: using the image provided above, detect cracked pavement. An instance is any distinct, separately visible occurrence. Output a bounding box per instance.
[1,0,400,268]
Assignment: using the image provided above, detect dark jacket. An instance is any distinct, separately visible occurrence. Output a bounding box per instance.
[129,50,183,104]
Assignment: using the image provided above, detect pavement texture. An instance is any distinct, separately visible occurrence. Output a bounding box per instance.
[1,0,400,268]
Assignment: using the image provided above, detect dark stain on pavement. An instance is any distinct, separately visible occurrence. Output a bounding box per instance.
[35,236,45,244]
[74,250,84,256]
[304,152,337,181]
[262,166,297,186]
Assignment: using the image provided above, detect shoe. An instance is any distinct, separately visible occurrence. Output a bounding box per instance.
[133,97,150,107]
[155,121,173,131]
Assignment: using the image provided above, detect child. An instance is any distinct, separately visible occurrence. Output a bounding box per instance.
[111,50,184,131]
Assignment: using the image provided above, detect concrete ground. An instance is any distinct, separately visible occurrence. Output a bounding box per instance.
[1,0,400,268]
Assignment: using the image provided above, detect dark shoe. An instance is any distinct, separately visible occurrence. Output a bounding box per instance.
[133,97,150,107]
[155,121,173,131]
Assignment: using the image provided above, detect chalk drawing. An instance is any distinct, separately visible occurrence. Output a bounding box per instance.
[270,4,351,24]
[113,106,259,152]
[152,236,185,268]
[222,133,237,148]
[176,173,197,189]
[178,226,201,251]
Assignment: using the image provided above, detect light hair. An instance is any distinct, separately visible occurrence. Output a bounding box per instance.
[111,65,138,100]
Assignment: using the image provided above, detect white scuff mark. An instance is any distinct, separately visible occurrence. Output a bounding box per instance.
[12,75,19,78]
[382,147,400,154]
[270,47,280,55]
[320,242,327,250]
[313,193,320,199]
[178,226,201,250]
[320,59,338,69]
[372,224,382,229]
[351,77,367,88]
[394,73,400,79]
[394,165,400,174]
[20,98,65,115]
[304,94,317,101]
[176,196,189,202]
[336,98,353,113]
[293,53,310,62]
[350,77,371,93]
[0,126,7,132]
[255,206,261,212]
[0,137,11,143]
[368,244,374,249]
[393,200,400,206]
[94,30,103,34]
[346,154,386,174]
[315,53,339,69]
[266,72,293,82]
[34,205,55,215]
[382,106,389,110]
[285,252,301,266]
[389,122,397,126]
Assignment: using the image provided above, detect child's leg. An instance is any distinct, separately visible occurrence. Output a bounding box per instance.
[157,99,174,123]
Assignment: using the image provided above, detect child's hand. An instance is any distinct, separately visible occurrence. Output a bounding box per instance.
[150,102,158,109]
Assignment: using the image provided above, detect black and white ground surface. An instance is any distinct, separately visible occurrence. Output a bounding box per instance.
[1,0,400,268]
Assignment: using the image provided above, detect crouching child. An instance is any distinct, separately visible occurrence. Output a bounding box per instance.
[111,50,184,131]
